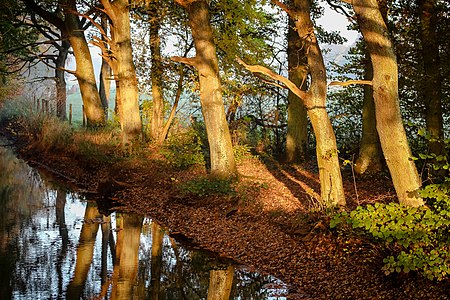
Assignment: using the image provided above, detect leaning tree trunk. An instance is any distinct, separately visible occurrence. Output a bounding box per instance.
[353,0,423,206]
[418,0,445,157]
[102,0,142,144]
[149,2,165,141]
[239,0,345,206]
[294,0,345,206]
[64,2,105,127]
[174,0,237,178]
[286,15,308,163]
[355,53,383,174]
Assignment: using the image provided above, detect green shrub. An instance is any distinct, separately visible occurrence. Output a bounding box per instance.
[160,129,205,169]
[233,144,255,162]
[331,202,450,281]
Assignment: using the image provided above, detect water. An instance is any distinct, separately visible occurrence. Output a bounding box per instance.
[0,144,288,300]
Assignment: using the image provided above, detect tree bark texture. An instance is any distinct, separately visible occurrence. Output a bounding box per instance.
[99,15,111,119]
[149,2,165,141]
[286,16,309,163]
[175,0,237,178]
[292,0,345,206]
[63,0,105,127]
[353,0,424,206]
[55,38,70,120]
[355,54,383,174]
[418,0,445,156]
[102,0,142,143]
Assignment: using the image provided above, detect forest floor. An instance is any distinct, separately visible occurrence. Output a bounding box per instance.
[1,124,450,299]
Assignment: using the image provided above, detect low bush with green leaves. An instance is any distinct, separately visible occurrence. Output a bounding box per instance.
[330,202,450,280]
[331,129,450,281]
[160,129,205,169]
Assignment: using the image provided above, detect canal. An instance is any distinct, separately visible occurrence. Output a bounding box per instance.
[0,142,287,299]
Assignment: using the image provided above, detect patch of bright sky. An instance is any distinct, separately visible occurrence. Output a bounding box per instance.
[319,4,359,46]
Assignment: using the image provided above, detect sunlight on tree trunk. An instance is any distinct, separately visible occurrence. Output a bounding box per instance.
[102,0,142,144]
[173,0,237,178]
[353,0,424,207]
[64,2,105,127]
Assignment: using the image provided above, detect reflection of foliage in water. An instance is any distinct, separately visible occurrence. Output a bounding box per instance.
[0,147,287,299]
[0,147,46,244]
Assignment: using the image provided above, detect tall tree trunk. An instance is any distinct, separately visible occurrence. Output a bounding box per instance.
[355,53,383,174]
[102,0,142,144]
[293,0,345,206]
[174,0,237,178]
[99,15,111,119]
[418,0,445,156]
[353,0,424,206]
[63,0,105,127]
[149,3,165,141]
[55,38,70,120]
[239,0,345,206]
[286,15,308,163]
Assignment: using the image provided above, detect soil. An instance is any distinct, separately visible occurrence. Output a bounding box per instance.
[1,125,449,299]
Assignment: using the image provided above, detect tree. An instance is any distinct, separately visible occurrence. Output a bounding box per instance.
[418,0,445,157]
[239,0,346,207]
[100,0,143,143]
[23,0,106,126]
[352,0,424,206]
[286,12,308,163]
[173,0,237,178]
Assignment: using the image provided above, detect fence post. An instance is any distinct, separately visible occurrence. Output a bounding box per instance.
[69,104,72,125]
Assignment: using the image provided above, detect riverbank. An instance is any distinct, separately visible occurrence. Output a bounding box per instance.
[1,122,449,299]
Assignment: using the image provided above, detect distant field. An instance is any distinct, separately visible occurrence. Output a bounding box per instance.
[66,90,116,126]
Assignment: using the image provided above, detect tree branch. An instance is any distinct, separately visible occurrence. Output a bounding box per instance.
[328,79,372,86]
[236,57,310,108]
[23,0,66,32]
[171,56,199,68]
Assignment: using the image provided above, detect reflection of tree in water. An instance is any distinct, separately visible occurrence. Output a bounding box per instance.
[0,146,286,299]
[136,219,285,300]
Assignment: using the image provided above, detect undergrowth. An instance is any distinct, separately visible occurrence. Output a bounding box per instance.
[331,132,450,281]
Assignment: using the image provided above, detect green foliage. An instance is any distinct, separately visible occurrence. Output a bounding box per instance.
[179,177,235,197]
[331,202,450,281]
[233,144,255,163]
[160,128,205,169]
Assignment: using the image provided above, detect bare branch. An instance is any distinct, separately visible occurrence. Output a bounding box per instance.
[328,80,372,86]
[171,56,198,67]
[271,0,296,19]
[236,57,309,107]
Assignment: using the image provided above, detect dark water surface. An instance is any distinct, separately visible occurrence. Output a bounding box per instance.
[0,143,287,299]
